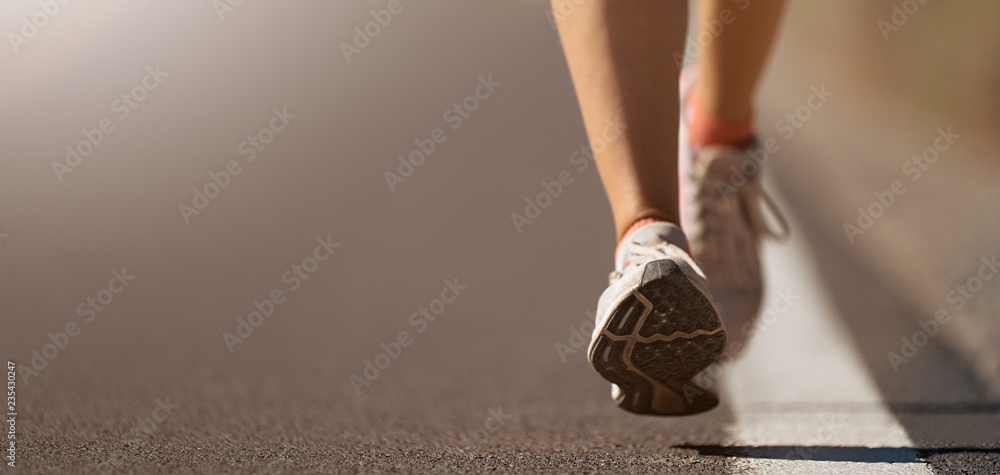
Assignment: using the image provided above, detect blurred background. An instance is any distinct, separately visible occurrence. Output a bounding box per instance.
[1,1,997,472]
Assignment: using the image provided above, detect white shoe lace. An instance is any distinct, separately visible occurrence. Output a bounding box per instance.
[607,241,707,286]
[696,176,789,289]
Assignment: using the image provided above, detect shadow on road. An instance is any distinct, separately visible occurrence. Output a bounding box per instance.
[678,444,999,463]
[789,194,1000,470]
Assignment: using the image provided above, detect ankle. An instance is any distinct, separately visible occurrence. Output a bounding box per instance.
[685,86,754,148]
[614,219,688,271]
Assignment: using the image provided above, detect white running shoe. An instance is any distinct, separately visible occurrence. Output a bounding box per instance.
[587,222,727,415]
[679,68,789,359]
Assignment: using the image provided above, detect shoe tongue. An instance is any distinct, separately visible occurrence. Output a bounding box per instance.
[615,222,688,272]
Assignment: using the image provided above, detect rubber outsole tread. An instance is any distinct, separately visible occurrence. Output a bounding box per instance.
[589,259,726,415]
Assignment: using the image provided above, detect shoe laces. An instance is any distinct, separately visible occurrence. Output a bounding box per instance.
[696,175,789,288]
[607,241,706,286]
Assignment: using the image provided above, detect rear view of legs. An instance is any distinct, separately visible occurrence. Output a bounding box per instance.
[552,0,787,415]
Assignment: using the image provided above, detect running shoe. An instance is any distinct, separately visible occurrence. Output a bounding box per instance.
[588,222,727,415]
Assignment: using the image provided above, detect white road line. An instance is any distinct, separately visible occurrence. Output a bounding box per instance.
[722,194,933,474]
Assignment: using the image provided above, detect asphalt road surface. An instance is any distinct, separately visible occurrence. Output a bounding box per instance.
[2,1,998,473]
[11,192,1000,474]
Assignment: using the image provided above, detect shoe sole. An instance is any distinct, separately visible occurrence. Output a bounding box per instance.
[588,259,726,416]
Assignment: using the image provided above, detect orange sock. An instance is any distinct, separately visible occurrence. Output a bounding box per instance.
[685,86,753,148]
[615,217,669,257]
[614,218,691,271]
